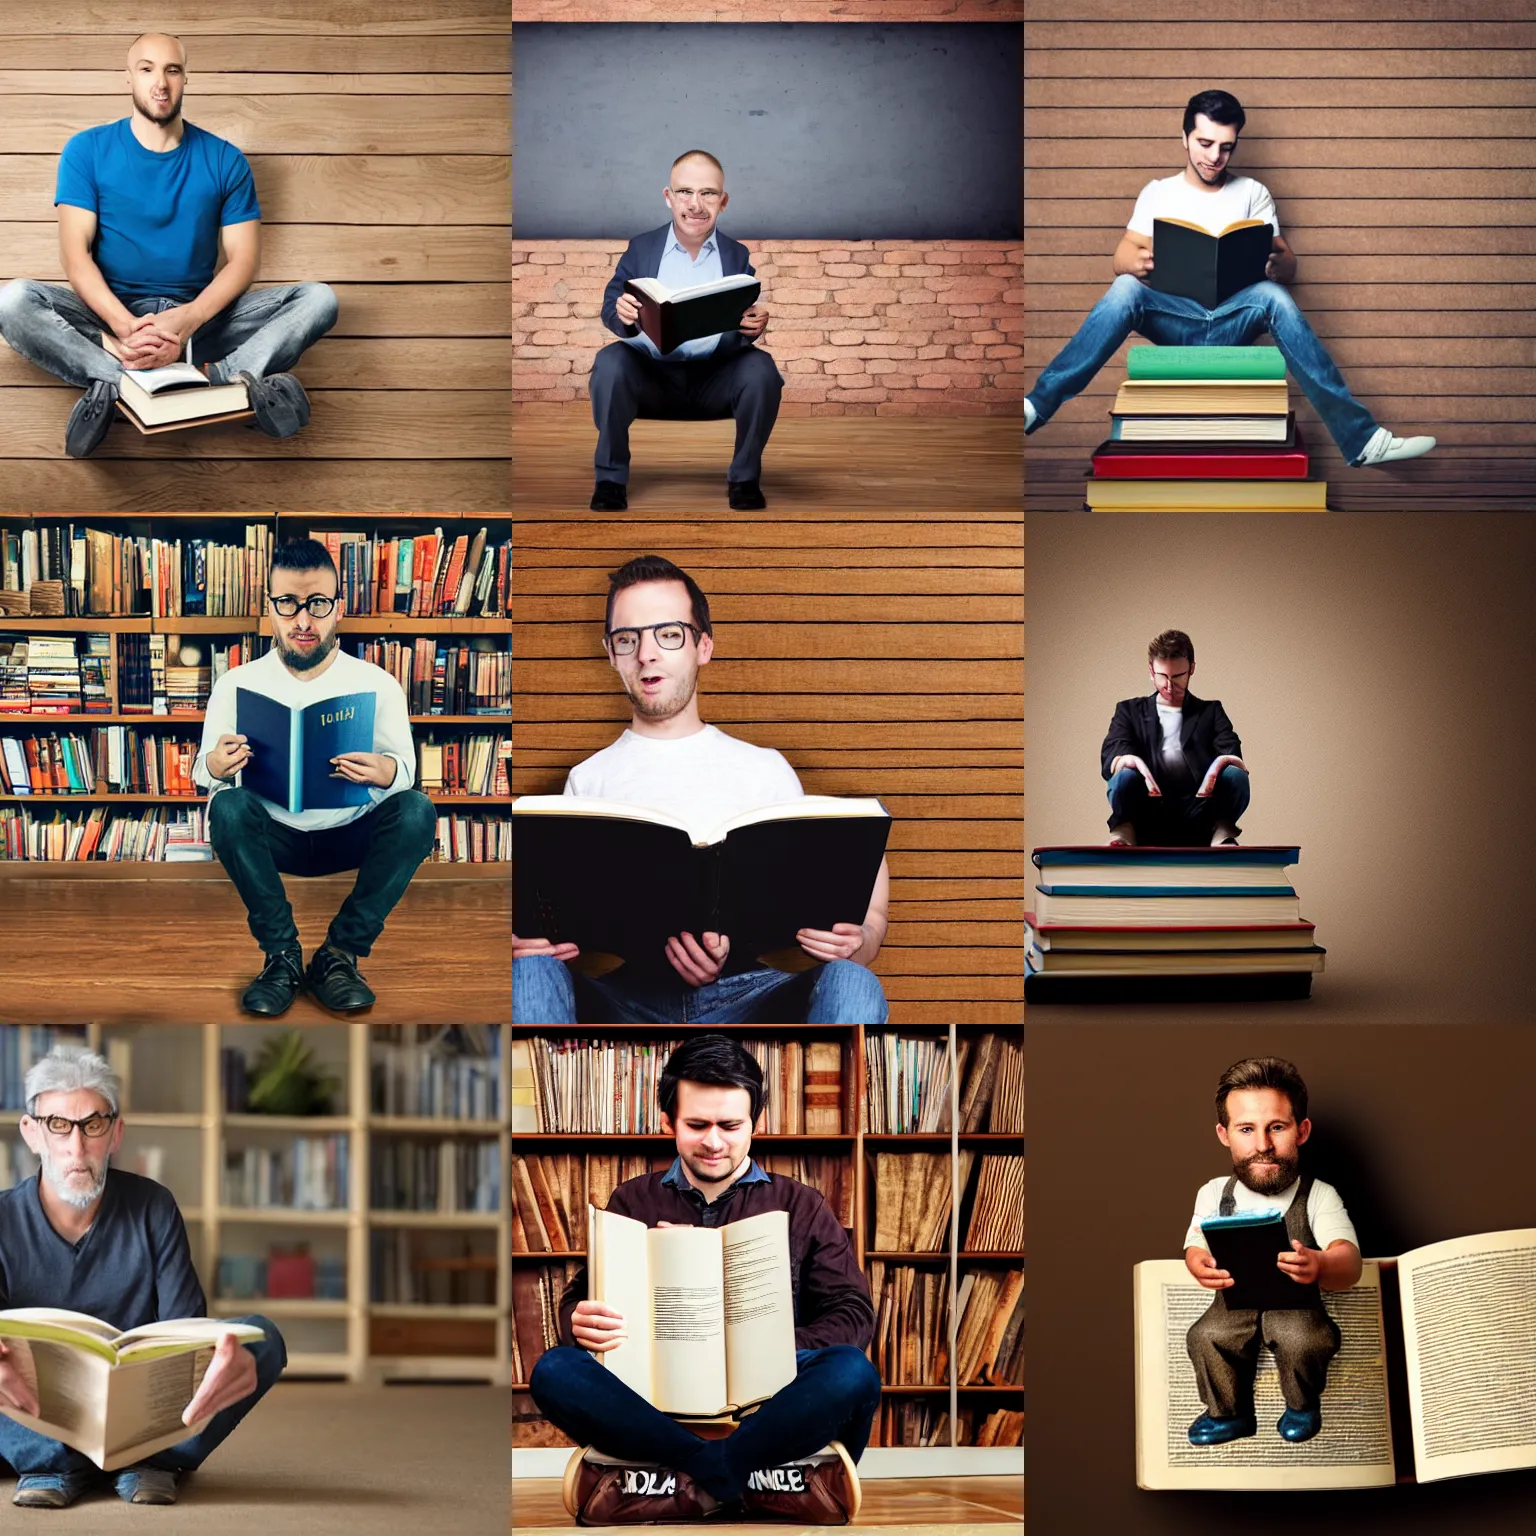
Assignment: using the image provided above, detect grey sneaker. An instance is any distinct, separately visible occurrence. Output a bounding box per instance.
[13,1470,99,1507]
[114,1465,178,1504]
[231,370,311,438]
[64,379,119,458]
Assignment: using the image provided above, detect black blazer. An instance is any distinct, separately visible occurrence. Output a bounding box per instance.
[600,223,758,361]
[1099,692,1242,783]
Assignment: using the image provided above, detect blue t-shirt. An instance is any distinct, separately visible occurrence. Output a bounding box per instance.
[0,1171,205,1330]
[55,119,261,304]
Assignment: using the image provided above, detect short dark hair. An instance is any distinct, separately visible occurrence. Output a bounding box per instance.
[605,555,713,636]
[1183,90,1246,137]
[1148,629,1194,667]
[1215,1057,1309,1127]
[659,1035,764,1128]
[268,539,339,593]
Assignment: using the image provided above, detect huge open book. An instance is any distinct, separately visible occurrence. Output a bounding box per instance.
[624,273,761,354]
[1148,216,1272,309]
[589,1206,797,1417]
[1134,1229,1536,1489]
[513,795,889,972]
[0,1309,265,1471]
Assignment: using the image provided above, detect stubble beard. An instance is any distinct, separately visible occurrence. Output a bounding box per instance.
[133,88,182,127]
[42,1150,107,1210]
[626,668,697,722]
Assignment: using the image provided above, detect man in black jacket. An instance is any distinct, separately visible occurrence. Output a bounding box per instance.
[1099,628,1249,846]
[529,1035,878,1525]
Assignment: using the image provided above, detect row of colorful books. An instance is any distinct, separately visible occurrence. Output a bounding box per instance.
[865,1030,1023,1134]
[314,528,509,618]
[417,734,510,797]
[0,729,198,797]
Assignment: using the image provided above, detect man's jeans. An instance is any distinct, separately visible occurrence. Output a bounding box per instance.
[1107,763,1251,845]
[208,787,437,958]
[0,1314,286,1478]
[513,955,888,1024]
[529,1344,882,1502]
[0,281,339,390]
[1025,274,1378,463]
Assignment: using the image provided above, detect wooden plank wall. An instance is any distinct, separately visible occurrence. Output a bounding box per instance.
[0,3,510,513]
[1022,0,1536,511]
[512,521,1025,1024]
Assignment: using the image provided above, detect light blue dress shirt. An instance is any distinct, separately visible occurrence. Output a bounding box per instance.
[623,229,725,360]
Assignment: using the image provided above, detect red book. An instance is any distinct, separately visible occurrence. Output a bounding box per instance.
[1091,445,1309,479]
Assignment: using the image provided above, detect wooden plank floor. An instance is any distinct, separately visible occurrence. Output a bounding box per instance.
[510,1474,1024,1534]
[0,869,508,1024]
[512,407,1023,517]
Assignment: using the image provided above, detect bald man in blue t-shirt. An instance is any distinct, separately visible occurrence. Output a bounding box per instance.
[0,32,337,458]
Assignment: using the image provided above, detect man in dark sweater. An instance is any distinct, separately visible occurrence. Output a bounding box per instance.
[0,1045,286,1510]
[529,1035,881,1525]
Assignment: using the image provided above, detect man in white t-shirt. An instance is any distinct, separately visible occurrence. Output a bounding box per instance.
[1182,1057,1361,1448]
[192,540,436,1016]
[1023,89,1434,468]
[513,555,889,1024]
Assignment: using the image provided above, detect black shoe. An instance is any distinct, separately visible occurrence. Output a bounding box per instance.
[65,379,119,458]
[241,946,305,1016]
[306,944,376,1012]
[590,479,628,511]
[232,370,311,438]
[727,478,766,510]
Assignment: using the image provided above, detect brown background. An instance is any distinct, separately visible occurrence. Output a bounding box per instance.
[1028,1022,1536,1532]
[1024,512,1536,1024]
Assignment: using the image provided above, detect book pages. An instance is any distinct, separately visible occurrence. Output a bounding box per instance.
[1133,1259,1394,1490]
[1,1340,111,1466]
[101,1346,216,1470]
[721,1211,797,1409]
[589,1205,656,1406]
[1396,1229,1536,1484]
[647,1226,728,1416]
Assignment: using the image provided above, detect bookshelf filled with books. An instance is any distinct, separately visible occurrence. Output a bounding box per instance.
[0,510,509,871]
[511,1023,1023,1469]
[0,1023,511,1385]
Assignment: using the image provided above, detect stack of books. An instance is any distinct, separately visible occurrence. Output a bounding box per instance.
[1086,345,1327,511]
[1025,845,1324,1000]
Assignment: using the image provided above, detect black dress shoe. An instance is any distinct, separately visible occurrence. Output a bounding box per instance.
[306,945,376,1012]
[590,479,628,511]
[241,947,305,1016]
[65,380,119,458]
[727,478,766,510]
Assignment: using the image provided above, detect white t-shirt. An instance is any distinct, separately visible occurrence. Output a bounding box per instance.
[564,723,802,829]
[1128,173,1280,240]
[1156,700,1184,753]
[1183,1175,1358,1254]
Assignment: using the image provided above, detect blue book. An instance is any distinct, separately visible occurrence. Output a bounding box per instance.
[235,687,376,814]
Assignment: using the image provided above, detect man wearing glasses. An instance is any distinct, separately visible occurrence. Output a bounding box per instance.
[192,538,435,1015]
[0,1045,285,1508]
[1100,628,1249,847]
[513,554,889,1024]
[589,149,781,512]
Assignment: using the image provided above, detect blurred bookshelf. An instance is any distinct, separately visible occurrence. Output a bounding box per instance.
[0,1023,510,1385]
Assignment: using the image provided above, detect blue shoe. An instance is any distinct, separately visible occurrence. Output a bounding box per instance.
[1278,1406,1322,1443]
[114,1465,178,1504]
[13,1470,99,1507]
[1188,1412,1257,1446]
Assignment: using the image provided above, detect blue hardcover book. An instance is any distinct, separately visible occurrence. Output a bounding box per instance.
[235,687,376,814]
[1035,885,1297,899]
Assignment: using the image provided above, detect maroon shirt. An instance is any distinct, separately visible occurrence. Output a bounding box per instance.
[559,1158,873,1353]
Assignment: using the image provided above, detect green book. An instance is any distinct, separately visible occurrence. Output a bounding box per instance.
[1127,345,1287,382]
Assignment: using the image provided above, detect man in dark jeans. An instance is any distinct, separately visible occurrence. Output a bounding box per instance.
[529,1036,881,1525]
[192,538,436,1015]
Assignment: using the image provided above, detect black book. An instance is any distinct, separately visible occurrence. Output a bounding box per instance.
[1149,217,1272,309]
[513,795,890,974]
[624,274,761,355]
[1201,1208,1320,1311]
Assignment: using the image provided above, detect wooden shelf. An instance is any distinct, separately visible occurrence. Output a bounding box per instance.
[372,1116,503,1134]
[369,1210,502,1229]
[217,1207,355,1226]
[225,1115,354,1132]
[0,792,509,805]
[213,1297,351,1319]
[0,714,511,726]
[370,1303,502,1320]
[0,860,508,879]
[2,615,507,634]
[124,1112,204,1128]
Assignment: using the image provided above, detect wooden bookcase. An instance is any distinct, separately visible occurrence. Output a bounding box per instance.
[0,510,509,873]
[511,1022,1023,1471]
[0,1022,512,1385]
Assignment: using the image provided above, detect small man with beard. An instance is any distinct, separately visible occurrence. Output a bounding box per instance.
[1182,1056,1361,1447]
[192,539,436,1016]
[512,554,888,1024]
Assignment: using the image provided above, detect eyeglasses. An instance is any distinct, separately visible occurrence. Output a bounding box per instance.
[268,593,337,618]
[669,187,722,203]
[31,1112,117,1139]
[606,622,702,657]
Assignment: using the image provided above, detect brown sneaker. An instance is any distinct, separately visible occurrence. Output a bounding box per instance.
[740,1440,861,1524]
[562,1446,724,1525]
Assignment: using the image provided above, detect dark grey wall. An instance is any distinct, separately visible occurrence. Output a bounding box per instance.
[512,23,1021,240]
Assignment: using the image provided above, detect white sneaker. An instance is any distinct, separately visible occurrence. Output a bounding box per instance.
[1024,398,1037,431]
[1352,428,1436,466]
[1108,823,1137,847]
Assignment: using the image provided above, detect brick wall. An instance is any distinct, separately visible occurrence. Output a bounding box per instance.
[512,240,1024,416]
[513,3,1021,20]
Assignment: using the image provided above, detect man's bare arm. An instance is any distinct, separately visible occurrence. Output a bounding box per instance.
[851,856,890,966]
[58,205,137,342]
[1113,229,1154,278]
[1266,233,1297,285]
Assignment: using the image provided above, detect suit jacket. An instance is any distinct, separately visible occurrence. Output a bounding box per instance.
[1100,692,1241,784]
[600,223,758,360]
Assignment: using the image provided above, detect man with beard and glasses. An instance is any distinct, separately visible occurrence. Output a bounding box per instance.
[1022,89,1434,469]
[512,554,888,1024]
[193,539,435,1016]
[1182,1056,1361,1448]
[0,30,336,458]
[0,1046,285,1509]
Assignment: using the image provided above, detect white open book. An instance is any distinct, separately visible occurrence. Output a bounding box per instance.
[0,1309,265,1471]
[624,274,760,306]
